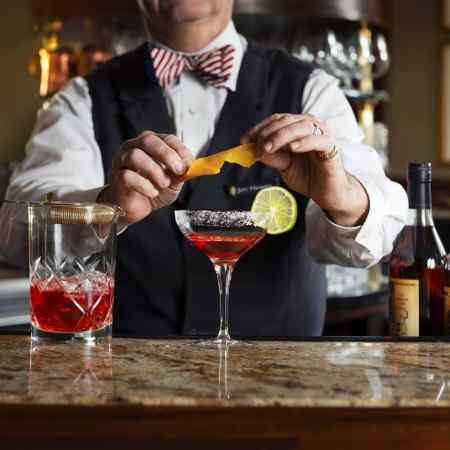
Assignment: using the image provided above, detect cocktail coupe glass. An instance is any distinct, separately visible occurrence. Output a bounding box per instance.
[174,210,268,344]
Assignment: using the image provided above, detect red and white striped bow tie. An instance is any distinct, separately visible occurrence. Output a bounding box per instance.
[150,44,235,89]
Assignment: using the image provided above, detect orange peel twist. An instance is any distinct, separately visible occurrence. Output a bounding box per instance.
[185,143,258,180]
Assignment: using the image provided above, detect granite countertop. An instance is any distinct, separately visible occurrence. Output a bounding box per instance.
[2,335,450,408]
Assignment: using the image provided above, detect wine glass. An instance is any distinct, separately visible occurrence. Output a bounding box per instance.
[372,32,390,79]
[174,210,267,344]
[292,29,353,89]
[344,28,391,81]
[292,27,390,89]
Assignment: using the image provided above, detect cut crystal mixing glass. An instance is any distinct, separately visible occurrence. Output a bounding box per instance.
[28,202,123,342]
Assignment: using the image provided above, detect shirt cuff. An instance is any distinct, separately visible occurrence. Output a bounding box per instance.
[313,178,383,266]
[320,211,361,239]
[353,179,385,255]
[324,180,384,249]
[319,177,384,263]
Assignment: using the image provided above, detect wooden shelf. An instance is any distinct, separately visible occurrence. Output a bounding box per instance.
[32,0,386,26]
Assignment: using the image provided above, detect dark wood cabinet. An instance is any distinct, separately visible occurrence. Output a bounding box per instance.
[32,0,139,20]
[32,0,386,25]
[234,0,386,25]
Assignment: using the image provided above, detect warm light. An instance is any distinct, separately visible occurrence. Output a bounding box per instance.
[358,102,375,146]
[358,23,373,93]
[39,48,50,98]
[359,102,374,127]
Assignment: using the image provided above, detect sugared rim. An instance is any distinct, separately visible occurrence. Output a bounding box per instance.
[174,210,270,229]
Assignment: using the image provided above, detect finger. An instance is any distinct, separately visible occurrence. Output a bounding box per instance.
[303,113,328,126]
[309,117,330,135]
[170,174,188,187]
[258,115,303,141]
[262,120,316,154]
[114,169,159,199]
[115,132,155,169]
[288,135,335,154]
[138,133,187,175]
[258,148,292,172]
[160,134,194,166]
[289,114,330,136]
[118,132,193,175]
[241,114,286,144]
[120,131,155,153]
[120,148,171,190]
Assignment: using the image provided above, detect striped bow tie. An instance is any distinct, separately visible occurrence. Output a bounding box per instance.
[150,44,235,89]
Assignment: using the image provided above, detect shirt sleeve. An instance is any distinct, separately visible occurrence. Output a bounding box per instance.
[302,69,408,267]
[0,77,106,266]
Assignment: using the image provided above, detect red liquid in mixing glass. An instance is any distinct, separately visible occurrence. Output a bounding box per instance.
[187,229,265,264]
[30,276,113,333]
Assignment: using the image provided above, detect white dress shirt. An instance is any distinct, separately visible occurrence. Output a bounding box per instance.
[0,21,407,267]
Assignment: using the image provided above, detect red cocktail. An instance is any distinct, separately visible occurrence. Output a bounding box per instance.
[186,229,265,265]
[28,202,122,342]
[175,210,268,344]
[30,275,113,334]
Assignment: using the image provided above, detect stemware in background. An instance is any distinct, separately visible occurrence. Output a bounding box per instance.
[292,29,353,89]
[372,32,390,79]
[344,28,391,83]
[292,27,390,90]
[175,211,267,345]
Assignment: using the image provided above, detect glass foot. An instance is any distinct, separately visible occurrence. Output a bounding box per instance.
[192,337,252,347]
[31,324,112,344]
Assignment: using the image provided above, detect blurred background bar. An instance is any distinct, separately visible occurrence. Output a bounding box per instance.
[31,0,140,20]
[234,0,386,24]
[31,0,385,23]
[0,0,448,336]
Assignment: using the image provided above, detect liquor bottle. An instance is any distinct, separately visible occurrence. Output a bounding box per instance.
[389,162,446,336]
[444,258,450,336]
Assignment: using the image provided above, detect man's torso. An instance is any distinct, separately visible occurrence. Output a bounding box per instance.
[85,41,327,338]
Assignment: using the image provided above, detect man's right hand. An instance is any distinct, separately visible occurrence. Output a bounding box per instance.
[98,131,193,224]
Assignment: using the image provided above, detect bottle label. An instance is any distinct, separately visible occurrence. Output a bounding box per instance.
[390,278,419,336]
[444,287,450,336]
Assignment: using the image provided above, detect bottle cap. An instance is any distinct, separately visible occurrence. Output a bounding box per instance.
[408,162,432,183]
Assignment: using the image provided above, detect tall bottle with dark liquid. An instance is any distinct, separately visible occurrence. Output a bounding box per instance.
[389,163,446,336]
[444,256,450,335]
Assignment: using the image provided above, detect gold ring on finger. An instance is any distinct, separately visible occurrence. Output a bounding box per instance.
[317,144,339,161]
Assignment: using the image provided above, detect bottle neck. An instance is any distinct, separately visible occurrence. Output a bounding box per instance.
[408,180,434,226]
[407,209,434,227]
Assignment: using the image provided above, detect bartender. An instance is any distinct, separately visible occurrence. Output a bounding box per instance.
[0,0,407,337]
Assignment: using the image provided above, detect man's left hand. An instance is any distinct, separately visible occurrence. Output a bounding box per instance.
[241,113,369,227]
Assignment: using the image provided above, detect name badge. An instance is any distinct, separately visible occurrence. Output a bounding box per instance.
[226,184,274,197]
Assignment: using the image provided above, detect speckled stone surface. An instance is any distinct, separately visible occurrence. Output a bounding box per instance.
[2,335,450,408]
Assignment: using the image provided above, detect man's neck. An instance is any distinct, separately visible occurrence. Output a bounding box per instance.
[150,17,230,53]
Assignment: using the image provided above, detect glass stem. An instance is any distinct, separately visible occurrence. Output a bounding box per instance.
[214,263,234,343]
[218,341,230,400]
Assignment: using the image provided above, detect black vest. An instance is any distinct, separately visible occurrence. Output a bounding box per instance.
[86,42,327,338]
